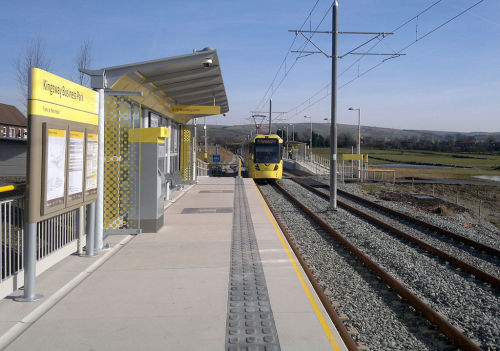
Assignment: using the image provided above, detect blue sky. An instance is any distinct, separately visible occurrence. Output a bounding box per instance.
[0,0,498,132]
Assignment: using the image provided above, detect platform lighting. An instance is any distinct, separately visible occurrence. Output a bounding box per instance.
[304,116,312,160]
[348,107,361,179]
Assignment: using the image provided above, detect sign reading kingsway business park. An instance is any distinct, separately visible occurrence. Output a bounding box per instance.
[27,68,99,222]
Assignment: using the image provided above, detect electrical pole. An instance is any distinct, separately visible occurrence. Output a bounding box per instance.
[330,0,338,210]
[268,98,272,134]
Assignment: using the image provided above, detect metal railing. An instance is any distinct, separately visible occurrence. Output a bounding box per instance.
[1,195,24,282]
[37,209,79,260]
[0,187,82,300]
[196,159,209,177]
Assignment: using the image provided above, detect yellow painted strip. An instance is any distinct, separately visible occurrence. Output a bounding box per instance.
[48,128,66,137]
[252,180,342,351]
[70,131,84,139]
[0,184,26,193]
[29,100,98,125]
[342,154,363,161]
[170,105,220,115]
[87,133,98,141]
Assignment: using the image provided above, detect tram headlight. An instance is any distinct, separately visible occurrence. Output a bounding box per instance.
[273,165,279,170]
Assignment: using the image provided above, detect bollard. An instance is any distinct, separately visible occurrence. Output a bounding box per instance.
[15,222,43,302]
[85,202,97,257]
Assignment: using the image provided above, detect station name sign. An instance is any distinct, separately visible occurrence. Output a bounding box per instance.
[170,104,220,115]
[27,68,99,222]
[29,68,98,125]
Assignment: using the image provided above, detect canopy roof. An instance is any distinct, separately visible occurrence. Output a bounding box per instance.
[84,48,228,121]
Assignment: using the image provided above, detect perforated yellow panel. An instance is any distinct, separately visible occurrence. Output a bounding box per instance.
[180,126,193,181]
[103,96,140,230]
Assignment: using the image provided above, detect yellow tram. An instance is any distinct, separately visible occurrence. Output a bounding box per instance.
[247,134,283,180]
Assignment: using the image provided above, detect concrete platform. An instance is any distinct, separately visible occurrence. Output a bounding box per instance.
[0,177,346,351]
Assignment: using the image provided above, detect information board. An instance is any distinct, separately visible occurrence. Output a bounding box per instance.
[212,154,220,163]
[28,68,99,222]
[45,128,67,209]
[85,132,98,196]
[68,130,84,202]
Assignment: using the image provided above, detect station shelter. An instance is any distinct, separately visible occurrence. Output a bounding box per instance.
[84,48,229,235]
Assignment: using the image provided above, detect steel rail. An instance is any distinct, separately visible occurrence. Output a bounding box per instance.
[336,187,500,258]
[256,184,361,351]
[285,171,500,258]
[292,177,500,289]
[272,181,481,351]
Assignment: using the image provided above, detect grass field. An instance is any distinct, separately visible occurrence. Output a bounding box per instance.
[313,148,500,180]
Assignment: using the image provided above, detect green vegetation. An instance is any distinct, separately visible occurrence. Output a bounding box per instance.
[313,148,500,180]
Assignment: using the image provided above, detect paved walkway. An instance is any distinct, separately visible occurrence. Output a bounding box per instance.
[0,177,345,351]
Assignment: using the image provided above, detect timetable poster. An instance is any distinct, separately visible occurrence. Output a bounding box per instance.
[46,128,67,208]
[68,131,84,201]
[86,133,98,195]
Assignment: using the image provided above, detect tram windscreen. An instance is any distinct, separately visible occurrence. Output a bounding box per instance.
[254,138,280,163]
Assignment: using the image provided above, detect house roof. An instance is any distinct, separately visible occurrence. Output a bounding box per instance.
[0,103,27,127]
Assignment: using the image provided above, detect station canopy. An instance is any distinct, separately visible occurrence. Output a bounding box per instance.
[85,47,229,124]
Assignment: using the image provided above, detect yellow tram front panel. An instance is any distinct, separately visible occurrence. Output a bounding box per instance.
[248,134,283,180]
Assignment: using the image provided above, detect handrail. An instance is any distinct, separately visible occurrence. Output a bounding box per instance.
[0,183,26,193]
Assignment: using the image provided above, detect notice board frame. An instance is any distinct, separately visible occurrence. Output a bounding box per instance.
[27,68,99,222]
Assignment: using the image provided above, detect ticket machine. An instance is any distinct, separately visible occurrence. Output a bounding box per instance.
[129,127,170,232]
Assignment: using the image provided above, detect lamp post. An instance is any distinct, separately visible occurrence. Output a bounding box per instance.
[291,123,295,141]
[348,107,361,179]
[304,115,312,160]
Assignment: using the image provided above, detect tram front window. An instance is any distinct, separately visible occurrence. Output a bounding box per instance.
[254,139,280,163]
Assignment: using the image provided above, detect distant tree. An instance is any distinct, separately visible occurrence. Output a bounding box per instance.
[76,39,93,87]
[13,36,51,113]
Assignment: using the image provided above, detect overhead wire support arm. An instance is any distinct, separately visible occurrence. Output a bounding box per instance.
[288,30,394,35]
[349,53,406,56]
[298,32,331,58]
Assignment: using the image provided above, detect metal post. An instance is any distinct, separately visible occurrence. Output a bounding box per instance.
[193,118,197,182]
[15,222,43,301]
[286,125,289,143]
[310,117,313,160]
[292,124,295,141]
[268,99,272,134]
[94,88,105,251]
[165,119,171,201]
[329,1,338,210]
[357,109,361,179]
[77,206,85,255]
[85,202,96,257]
[204,117,207,162]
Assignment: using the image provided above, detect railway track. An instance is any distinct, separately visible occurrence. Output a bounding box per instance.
[291,177,500,288]
[258,179,499,350]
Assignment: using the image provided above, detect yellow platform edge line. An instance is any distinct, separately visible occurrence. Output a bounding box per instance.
[251,180,342,351]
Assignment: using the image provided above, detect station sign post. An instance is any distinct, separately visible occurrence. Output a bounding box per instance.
[16,68,99,302]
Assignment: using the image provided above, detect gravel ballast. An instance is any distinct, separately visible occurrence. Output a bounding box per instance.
[260,183,453,350]
[278,179,499,350]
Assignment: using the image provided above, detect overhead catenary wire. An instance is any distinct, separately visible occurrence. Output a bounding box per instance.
[254,0,321,111]
[283,0,485,121]
[254,1,333,112]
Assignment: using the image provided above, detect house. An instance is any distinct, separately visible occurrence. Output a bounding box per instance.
[0,103,27,140]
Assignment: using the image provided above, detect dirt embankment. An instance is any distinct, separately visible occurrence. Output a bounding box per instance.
[361,182,500,229]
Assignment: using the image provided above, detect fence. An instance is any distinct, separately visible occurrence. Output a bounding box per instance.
[291,153,396,184]
[0,190,83,300]
[196,159,209,177]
